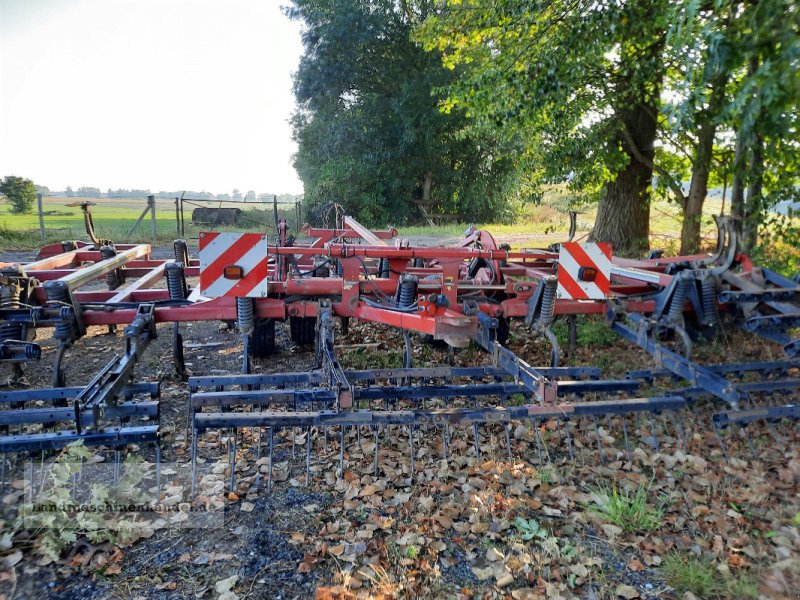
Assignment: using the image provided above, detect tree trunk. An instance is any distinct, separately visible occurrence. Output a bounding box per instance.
[590,102,657,256]
[680,74,726,255]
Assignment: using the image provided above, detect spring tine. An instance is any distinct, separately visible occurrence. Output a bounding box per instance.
[621,415,632,462]
[741,424,757,459]
[409,426,415,481]
[373,427,379,478]
[564,419,575,462]
[669,411,686,451]
[155,443,161,504]
[324,427,328,453]
[1,456,6,495]
[292,426,296,459]
[339,427,345,478]
[255,428,263,486]
[357,425,361,448]
[230,429,237,493]
[648,413,660,452]
[114,450,121,485]
[306,427,312,487]
[473,422,481,462]
[532,419,544,464]
[28,456,34,503]
[191,428,198,498]
[555,418,563,444]
[504,424,513,462]
[712,422,729,459]
[766,421,785,450]
[441,426,448,461]
[268,427,274,493]
[593,416,605,464]
[38,451,46,497]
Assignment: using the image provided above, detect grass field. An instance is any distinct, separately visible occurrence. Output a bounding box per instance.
[0,196,301,248]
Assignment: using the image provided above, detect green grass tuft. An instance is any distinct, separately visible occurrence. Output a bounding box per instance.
[589,479,664,533]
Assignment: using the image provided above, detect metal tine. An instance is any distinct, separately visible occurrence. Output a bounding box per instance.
[373,426,379,478]
[564,418,575,462]
[765,420,785,450]
[740,423,757,459]
[504,424,513,463]
[668,411,686,450]
[409,425,415,481]
[593,416,605,464]
[712,422,729,459]
[38,451,46,498]
[648,413,660,452]
[28,455,34,503]
[441,425,448,461]
[155,443,161,504]
[255,428,263,486]
[229,428,237,493]
[323,427,328,453]
[532,419,544,464]
[268,427,274,493]
[306,426,312,487]
[2,455,7,495]
[473,422,481,463]
[339,427,345,478]
[620,414,632,462]
[114,449,121,485]
[191,427,198,498]
[292,426,296,459]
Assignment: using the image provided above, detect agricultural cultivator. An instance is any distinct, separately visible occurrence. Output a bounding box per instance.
[0,207,798,496]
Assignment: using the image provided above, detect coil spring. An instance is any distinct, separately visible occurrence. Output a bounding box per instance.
[100,246,122,290]
[539,277,557,326]
[0,277,22,308]
[396,274,419,308]
[174,239,189,265]
[336,260,343,278]
[0,322,23,342]
[668,278,690,323]
[378,258,390,278]
[165,263,188,300]
[701,277,719,325]
[45,284,77,342]
[237,297,255,333]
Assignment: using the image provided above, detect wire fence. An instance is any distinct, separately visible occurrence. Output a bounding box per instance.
[0,194,305,248]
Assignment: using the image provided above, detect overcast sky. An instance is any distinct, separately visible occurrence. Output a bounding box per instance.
[0,0,304,195]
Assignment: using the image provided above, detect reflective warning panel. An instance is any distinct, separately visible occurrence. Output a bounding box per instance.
[199,232,269,298]
[556,242,612,300]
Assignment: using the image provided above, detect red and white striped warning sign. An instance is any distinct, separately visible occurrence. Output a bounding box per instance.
[556,242,612,300]
[199,232,269,298]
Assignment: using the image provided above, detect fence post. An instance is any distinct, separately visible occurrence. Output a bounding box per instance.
[37,193,45,243]
[148,195,156,242]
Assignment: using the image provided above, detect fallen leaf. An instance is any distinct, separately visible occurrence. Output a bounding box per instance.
[615,583,640,598]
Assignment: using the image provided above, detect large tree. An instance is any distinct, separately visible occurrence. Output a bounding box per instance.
[0,175,36,214]
[419,0,671,254]
[287,0,518,226]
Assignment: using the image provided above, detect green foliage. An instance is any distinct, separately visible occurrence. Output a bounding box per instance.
[0,175,36,214]
[751,212,800,277]
[512,517,548,542]
[589,480,664,533]
[662,553,717,598]
[18,441,152,561]
[287,0,519,226]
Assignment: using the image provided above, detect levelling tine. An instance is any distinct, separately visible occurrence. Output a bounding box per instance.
[190,428,198,498]
[323,427,328,453]
[531,419,543,464]
[669,411,686,450]
[564,419,575,462]
[740,424,757,459]
[766,421,785,450]
[441,426,448,461]
[268,427,274,493]
[38,451,46,498]
[292,426,296,459]
[504,424,513,462]
[339,427,345,478]
[473,422,481,462]
[230,429,237,493]
[593,416,605,464]
[712,422,729,459]
[649,413,660,452]
[305,427,311,487]
[621,416,632,462]
[155,443,161,504]
[28,457,33,503]
[373,427,379,478]
[409,425,415,481]
[114,450,121,485]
